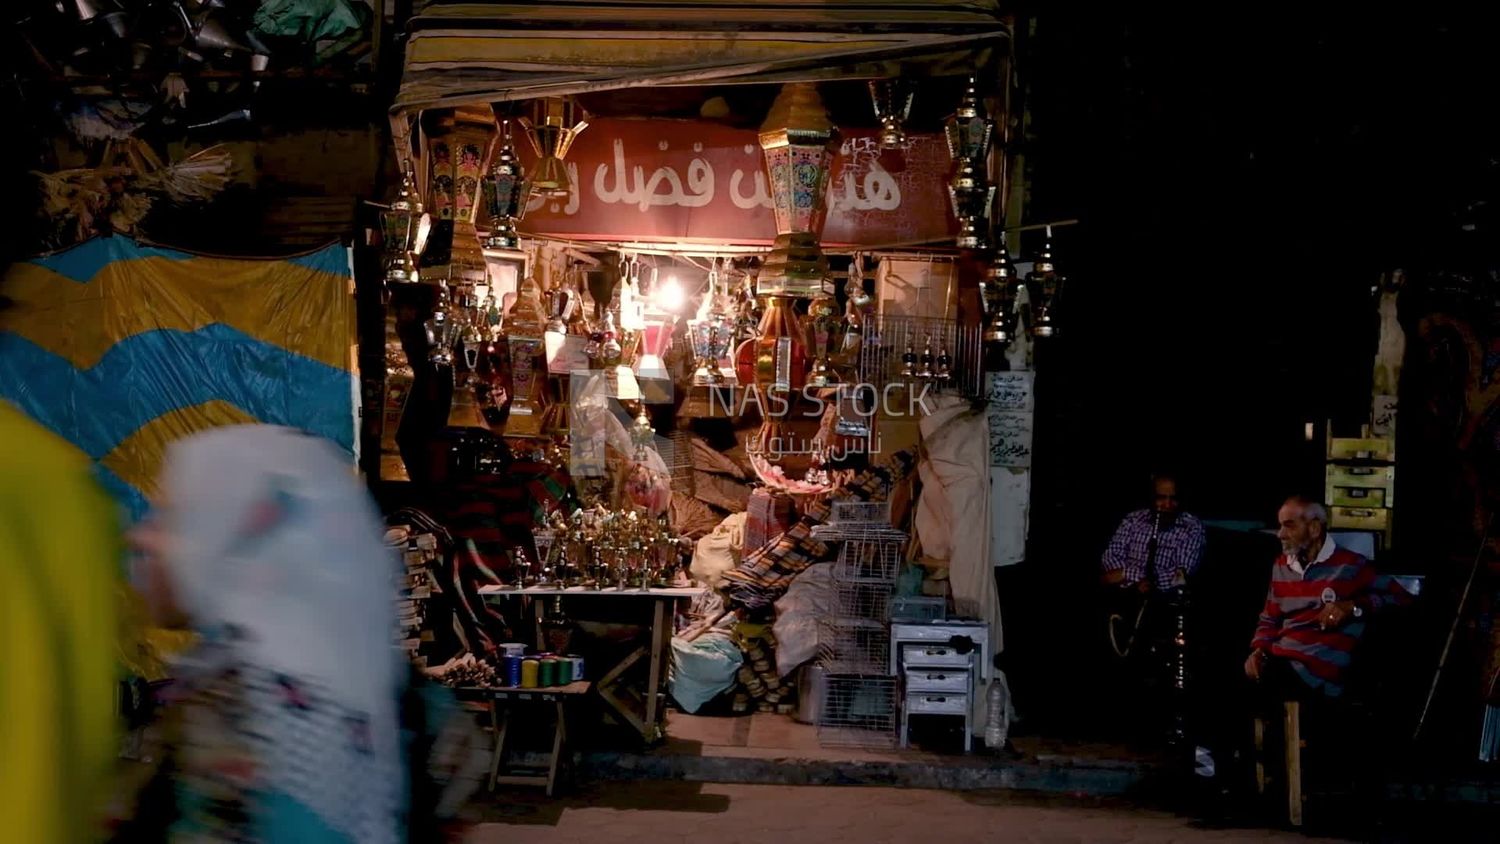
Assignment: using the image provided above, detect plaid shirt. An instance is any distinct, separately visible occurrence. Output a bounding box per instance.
[1101,509,1206,589]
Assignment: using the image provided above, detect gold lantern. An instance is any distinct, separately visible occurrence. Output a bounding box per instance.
[504,268,549,437]
[869,79,915,150]
[520,97,588,198]
[1027,230,1065,338]
[381,163,429,285]
[482,118,527,253]
[944,77,998,251]
[757,83,839,299]
[979,246,1018,347]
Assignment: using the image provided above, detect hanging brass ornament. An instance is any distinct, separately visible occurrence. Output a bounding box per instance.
[520,97,589,198]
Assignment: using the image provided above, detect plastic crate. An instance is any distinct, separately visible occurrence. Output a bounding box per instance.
[890,596,946,622]
[828,499,891,526]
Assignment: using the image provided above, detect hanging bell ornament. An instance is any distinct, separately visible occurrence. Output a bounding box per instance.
[868,79,914,150]
[520,98,588,198]
[1027,229,1064,338]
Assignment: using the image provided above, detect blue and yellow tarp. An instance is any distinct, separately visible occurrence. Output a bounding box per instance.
[0,236,357,520]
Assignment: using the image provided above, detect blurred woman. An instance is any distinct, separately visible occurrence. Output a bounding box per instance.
[0,403,121,843]
[135,426,405,843]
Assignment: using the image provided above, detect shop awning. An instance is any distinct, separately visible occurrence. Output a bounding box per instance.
[393,0,1011,114]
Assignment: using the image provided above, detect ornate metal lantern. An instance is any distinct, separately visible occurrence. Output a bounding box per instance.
[504,268,549,437]
[979,246,1018,347]
[381,164,429,285]
[483,118,527,252]
[757,83,839,299]
[869,79,914,150]
[1026,229,1064,338]
[520,97,588,198]
[944,77,998,251]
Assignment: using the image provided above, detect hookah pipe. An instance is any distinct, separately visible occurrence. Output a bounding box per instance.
[1109,509,1163,658]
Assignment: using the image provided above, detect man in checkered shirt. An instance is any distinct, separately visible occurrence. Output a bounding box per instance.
[1101,473,1207,591]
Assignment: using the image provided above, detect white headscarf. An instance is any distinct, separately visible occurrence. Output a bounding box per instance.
[160,425,403,843]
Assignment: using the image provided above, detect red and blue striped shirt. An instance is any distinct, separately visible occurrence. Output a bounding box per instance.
[1251,538,1411,696]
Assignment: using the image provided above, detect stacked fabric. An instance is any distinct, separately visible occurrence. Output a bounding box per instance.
[744,489,796,554]
[389,526,442,668]
[731,626,796,715]
[720,451,915,610]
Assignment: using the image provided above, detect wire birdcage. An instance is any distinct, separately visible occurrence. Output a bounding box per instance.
[817,617,891,674]
[859,314,982,399]
[833,579,894,621]
[830,537,904,583]
[817,673,898,748]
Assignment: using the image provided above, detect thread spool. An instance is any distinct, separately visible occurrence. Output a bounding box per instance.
[520,659,540,688]
[539,658,557,687]
[504,656,522,687]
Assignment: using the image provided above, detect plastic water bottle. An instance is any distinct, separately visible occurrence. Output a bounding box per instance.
[985,670,1012,750]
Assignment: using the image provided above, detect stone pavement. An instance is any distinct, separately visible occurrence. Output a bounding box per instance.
[462,782,1347,843]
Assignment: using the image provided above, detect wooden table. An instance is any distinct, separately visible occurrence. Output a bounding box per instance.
[478,586,703,743]
[460,681,591,797]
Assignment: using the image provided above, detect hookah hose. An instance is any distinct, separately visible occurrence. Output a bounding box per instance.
[1108,511,1163,658]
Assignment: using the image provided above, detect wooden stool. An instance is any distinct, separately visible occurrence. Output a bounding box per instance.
[482,681,591,797]
[1253,700,1305,827]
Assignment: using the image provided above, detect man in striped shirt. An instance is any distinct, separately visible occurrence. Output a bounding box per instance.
[1244,496,1411,698]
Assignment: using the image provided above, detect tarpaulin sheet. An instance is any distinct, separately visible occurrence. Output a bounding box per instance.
[393,0,1010,114]
[0,236,356,520]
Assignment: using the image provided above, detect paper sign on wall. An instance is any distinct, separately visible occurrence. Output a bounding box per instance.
[988,410,1034,468]
[985,371,1034,411]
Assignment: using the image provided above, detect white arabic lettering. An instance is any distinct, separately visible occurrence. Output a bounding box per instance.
[542,136,909,217]
[594,139,715,211]
[728,168,773,210]
[832,161,901,212]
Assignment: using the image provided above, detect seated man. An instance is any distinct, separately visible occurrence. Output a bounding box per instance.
[1101,472,1207,591]
[1245,496,1411,698]
[1099,473,1206,745]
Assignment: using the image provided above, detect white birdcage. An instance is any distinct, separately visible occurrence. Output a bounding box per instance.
[817,673,899,748]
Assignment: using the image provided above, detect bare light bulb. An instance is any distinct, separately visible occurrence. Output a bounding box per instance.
[657,276,686,313]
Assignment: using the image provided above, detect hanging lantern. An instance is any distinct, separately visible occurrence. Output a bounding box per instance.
[1027,228,1064,338]
[483,118,527,252]
[944,77,998,251]
[868,79,914,150]
[687,263,733,387]
[804,293,842,387]
[949,156,996,250]
[520,97,588,198]
[381,163,429,285]
[757,83,839,299]
[979,246,1018,346]
[422,107,493,295]
[944,76,995,163]
[504,269,549,437]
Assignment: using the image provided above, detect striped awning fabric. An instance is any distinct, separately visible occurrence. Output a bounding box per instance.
[394,0,1011,114]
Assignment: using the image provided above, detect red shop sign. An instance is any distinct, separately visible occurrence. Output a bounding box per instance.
[514,117,957,248]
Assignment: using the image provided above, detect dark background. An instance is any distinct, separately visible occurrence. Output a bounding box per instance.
[1001,6,1500,744]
